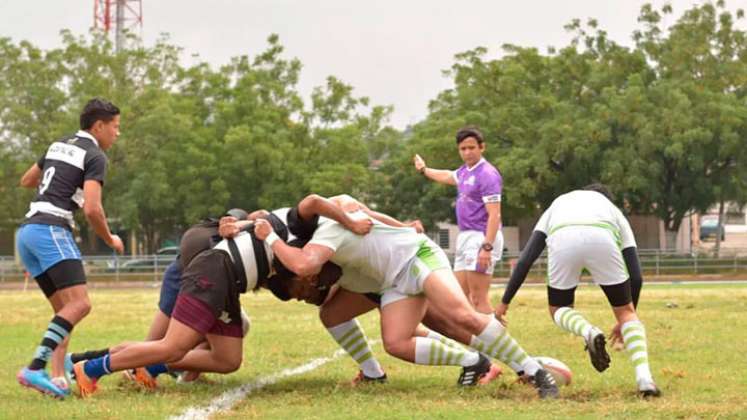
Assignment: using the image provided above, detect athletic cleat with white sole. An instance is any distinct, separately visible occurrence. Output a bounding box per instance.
[17,368,67,399]
[529,368,560,399]
[457,354,492,386]
[585,329,610,372]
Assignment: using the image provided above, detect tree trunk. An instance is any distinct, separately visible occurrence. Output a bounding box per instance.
[664,229,678,251]
[714,199,725,258]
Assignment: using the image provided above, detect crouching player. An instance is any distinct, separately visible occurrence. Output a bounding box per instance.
[495,185,660,397]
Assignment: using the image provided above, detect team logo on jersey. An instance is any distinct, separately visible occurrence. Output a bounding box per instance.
[463,175,476,186]
[219,311,231,324]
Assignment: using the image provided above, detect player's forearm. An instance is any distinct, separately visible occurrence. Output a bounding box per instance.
[622,246,643,308]
[501,230,546,304]
[84,205,115,246]
[484,213,501,244]
[269,240,323,277]
[422,168,456,185]
[298,194,354,228]
[363,208,406,228]
[19,164,41,188]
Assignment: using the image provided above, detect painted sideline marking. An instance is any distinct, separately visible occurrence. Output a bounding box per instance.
[171,341,379,420]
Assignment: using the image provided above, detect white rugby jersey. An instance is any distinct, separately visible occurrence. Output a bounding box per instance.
[534,190,636,249]
[308,211,422,293]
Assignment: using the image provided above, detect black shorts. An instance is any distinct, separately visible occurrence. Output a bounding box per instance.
[172,249,243,337]
[547,280,633,308]
[35,259,87,298]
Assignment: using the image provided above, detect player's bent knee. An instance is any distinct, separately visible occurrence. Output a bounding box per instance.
[219,356,242,373]
[65,298,92,321]
[382,337,409,359]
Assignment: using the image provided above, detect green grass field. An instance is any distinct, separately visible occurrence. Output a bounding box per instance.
[1,283,746,419]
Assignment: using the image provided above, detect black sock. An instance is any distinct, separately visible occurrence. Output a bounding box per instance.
[70,348,110,364]
[28,315,74,370]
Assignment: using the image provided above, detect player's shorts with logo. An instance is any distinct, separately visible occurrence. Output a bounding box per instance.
[381,238,452,307]
[172,249,243,338]
[453,229,503,275]
[17,223,86,297]
[546,224,627,290]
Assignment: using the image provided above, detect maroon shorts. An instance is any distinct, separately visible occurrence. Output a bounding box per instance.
[172,249,243,338]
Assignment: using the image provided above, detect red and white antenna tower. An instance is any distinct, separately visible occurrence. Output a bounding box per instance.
[94,0,143,52]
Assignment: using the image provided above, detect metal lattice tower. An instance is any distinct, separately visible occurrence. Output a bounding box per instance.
[94,0,143,52]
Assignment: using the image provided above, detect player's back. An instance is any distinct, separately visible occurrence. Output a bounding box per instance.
[542,190,622,233]
[311,213,423,289]
[25,132,107,228]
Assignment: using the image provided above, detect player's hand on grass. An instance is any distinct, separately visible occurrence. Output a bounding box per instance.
[253,218,273,240]
[413,154,426,173]
[494,302,509,327]
[609,322,624,351]
[108,234,124,254]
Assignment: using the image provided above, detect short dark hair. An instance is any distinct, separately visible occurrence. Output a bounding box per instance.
[456,126,484,145]
[80,98,120,130]
[583,183,614,201]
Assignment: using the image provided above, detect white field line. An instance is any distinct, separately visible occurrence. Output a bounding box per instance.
[490,280,747,288]
[171,340,380,420]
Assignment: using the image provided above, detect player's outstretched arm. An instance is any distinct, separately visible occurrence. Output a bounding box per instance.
[413,154,456,186]
[497,230,547,317]
[297,194,372,235]
[83,179,123,253]
[622,247,643,308]
[330,194,424,233]
[19,163,42,188]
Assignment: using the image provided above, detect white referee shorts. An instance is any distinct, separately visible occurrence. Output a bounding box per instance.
[453,230,503,275]
[546,225,627,290]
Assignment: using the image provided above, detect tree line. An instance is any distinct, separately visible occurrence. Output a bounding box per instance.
[1,2,745,251]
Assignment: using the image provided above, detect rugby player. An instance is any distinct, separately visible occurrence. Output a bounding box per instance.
[254,200,560,398]
[16,98,124,398]
[71,195,372,397]
[495,184,661,397]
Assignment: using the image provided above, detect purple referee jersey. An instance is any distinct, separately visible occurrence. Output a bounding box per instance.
[454,158,502,232]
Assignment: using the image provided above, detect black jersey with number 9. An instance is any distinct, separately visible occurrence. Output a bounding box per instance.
[24,131,107,230]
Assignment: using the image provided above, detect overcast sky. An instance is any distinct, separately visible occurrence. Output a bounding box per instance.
[2,0,745,128]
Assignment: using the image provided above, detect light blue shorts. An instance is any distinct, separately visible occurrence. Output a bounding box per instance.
[17,223,82,277]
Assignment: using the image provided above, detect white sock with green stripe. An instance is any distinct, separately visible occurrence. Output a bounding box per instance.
[470,318,541,375]
[621,320,655,388]
[327,320,384,378]
[414,337,479,367]
[553,307,600,340]
[425,329,464,350]
[425,329,527,373]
